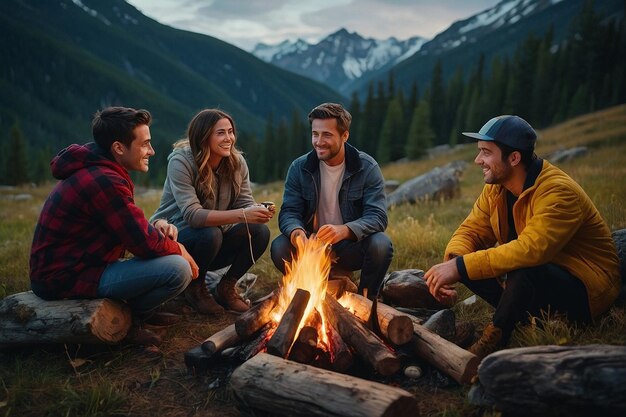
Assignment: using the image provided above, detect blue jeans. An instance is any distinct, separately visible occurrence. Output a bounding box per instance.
[177,223,270,282]
[270,232,393,297]
[97,255,192,317]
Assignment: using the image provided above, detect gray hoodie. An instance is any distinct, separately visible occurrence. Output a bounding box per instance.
[150,146,255,231]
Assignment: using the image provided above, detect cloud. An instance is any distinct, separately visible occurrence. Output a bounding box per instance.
[127,0,497,50]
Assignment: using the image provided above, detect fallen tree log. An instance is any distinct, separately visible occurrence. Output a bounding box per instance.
[409,317,478,385]
[338,292,413,345]
[338,292,478,384]
[0,291,131,347]
[230,352,419,417]
[323,295,401,376]
[468,344,626,416]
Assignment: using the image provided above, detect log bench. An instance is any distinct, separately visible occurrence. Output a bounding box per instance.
[468,344,626,416]
[0,291,131,348]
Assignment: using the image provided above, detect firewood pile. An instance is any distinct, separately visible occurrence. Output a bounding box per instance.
[184,239,479,417]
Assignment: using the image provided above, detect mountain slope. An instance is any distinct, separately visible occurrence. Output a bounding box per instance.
[348,0,624,95]
[253,29,426,95]
[0,0,344,180]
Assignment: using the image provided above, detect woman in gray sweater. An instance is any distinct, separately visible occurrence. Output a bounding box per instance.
[151,109,272,313]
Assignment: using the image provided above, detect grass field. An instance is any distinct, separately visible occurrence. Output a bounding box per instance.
[1,105,625,416]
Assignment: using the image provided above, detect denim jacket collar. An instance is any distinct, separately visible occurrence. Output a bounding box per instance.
[303,142,362,177]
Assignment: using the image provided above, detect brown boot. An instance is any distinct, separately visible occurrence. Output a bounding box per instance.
[125,324,162,346]
[184,279,224,315]
[468,323,503,361]
[216,278,250,313]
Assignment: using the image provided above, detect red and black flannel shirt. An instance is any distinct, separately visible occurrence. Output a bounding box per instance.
[29,143,181,300]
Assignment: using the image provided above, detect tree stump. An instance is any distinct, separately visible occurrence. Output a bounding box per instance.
[468,344,626,416]
[0,291,131,347]
[230,352,420,417]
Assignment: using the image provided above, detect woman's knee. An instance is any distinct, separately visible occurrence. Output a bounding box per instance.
[250,223,271,248]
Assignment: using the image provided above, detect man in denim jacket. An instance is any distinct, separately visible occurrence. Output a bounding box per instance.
[270,103,393,299]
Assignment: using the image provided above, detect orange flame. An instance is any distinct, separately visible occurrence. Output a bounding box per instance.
[271,237,332,345]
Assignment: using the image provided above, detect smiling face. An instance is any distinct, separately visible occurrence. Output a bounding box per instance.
[474,140,514,185]
[207,117,235,169]
[114,124,154,172]
[311,118,348,166]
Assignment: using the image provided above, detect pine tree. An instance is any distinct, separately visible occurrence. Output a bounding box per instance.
[405,100,434,160]
[348,92,362,149]
[378,97,404,162]
[429,60,446,145]
[357,82,377,156]
[5,122,29,186]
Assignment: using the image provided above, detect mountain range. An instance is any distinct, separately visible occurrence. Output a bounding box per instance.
[1,0,623,183]
[252,29,425,95]
[253,0,623,96]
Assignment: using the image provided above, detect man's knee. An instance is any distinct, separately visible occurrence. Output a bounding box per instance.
[164,255,193,290]
[364,233,393,263]
[270,235,293,274]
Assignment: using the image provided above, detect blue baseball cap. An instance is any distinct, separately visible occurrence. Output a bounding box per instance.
[462,115,537,151]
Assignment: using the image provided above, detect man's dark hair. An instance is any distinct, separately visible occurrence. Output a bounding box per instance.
[308,103,352,134]
[495,141,536,169]
[92,107,152,150]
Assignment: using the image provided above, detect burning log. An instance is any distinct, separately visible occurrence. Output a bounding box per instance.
[236,322,276,362]
[323,295,401,376]
[267,288,311,358]
[326,279,347,299]
[338,292,413,346]
[235,291,279,339]
[288,326,319,364]
[201,323,240,356]
[339,292,479,384]
[230,352,420,417]
[327,327,353,373]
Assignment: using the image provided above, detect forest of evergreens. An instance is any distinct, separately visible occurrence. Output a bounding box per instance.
[240,1,626,183]
[2,1,624,186]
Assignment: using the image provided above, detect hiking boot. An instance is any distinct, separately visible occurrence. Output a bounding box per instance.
[467,323,503,361]
[184,279,225,315]
[125,325,162,347]
[216,278,250,313]
[454,321,477,348]
[143,311,183,327]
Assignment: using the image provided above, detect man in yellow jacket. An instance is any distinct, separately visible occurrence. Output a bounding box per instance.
[425,115,621,360]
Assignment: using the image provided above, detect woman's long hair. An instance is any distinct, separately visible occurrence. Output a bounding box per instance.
[173,109,242,202]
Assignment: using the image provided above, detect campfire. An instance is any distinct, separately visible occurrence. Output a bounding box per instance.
[185,238,480,417]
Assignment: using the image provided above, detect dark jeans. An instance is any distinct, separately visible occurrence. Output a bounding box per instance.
[461,263,591,342]
[270,232,393,297]
[177,223,270,282]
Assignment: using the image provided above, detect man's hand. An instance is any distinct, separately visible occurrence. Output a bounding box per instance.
[154,219,178,241]
[425,258,461,304]
[315,224,352,245]
[177,242,199,279]
[290,228,307,247]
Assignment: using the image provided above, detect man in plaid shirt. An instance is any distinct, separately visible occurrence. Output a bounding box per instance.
[30,107,199,346]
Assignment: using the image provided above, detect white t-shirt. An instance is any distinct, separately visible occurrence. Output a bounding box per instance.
[316,160,345,229]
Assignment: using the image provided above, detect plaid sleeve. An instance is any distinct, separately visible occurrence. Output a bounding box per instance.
[89,169,181,258]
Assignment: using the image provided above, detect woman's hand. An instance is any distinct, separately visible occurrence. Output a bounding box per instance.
[242,206,273,224]
[154,219,178,241]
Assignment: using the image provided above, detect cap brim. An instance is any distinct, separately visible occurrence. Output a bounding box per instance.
[462,132,494,141]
